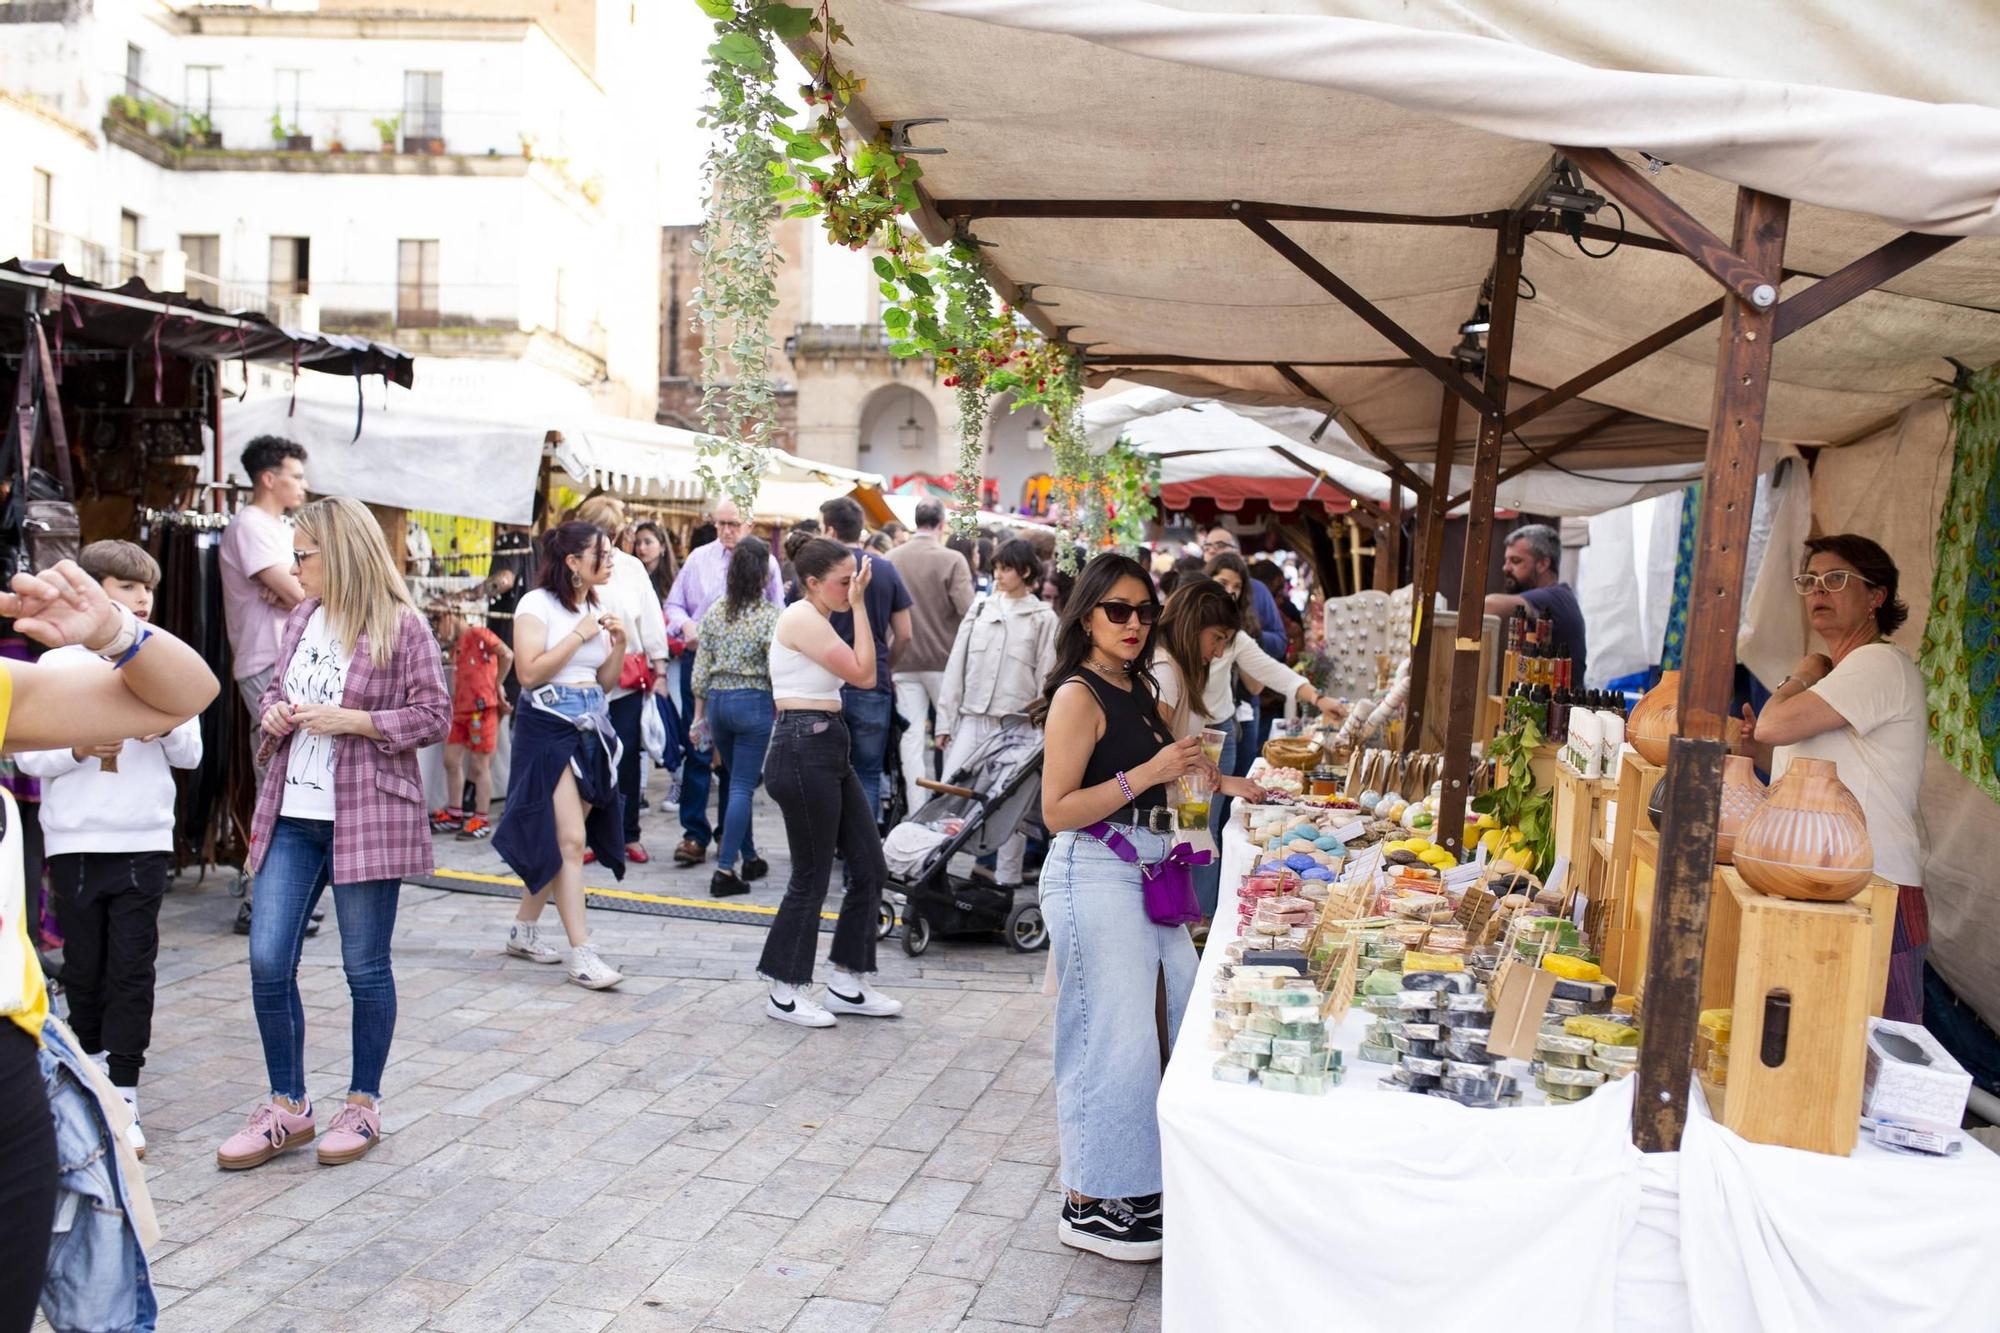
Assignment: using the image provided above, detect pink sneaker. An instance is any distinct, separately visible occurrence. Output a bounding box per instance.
[216,1098,315,1170]
[316,1101,382,1165]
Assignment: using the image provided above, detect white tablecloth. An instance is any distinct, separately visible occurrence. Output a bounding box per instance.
[1157,821,2000,1332]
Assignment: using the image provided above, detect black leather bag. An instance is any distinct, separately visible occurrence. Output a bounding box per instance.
[5,314,79,574]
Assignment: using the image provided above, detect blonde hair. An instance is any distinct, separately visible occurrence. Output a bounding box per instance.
[295,495,417,667]
[574,494,626,534]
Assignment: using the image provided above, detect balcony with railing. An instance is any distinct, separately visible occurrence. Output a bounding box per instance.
[787,323,896,359]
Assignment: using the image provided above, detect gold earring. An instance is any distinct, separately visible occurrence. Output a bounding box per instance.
[571,570,584,591]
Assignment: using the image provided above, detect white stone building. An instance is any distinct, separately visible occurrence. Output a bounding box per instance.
[1,0,669,418]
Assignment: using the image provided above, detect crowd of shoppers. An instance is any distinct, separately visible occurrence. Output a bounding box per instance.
[886,500,974,814]
[690,536,779,899]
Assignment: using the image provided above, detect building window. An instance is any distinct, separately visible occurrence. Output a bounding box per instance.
[125,44,144,98]
[119,210,141,282]
[270,236,310,297]
[402,71,443,143]
[30,170,53,259]
[398,239,440,327]
[274,69,305,127]
[182,234,220,303]
[185,66,219,115]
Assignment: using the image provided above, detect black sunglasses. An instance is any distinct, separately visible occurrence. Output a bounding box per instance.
[1096,600,1159,626]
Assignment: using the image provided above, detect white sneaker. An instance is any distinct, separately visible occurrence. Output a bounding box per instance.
[766,990,837,1028]
[822,978,904,1018]
[567,943,624,990]
[124,1117,147,1160]
[505,921,563,964]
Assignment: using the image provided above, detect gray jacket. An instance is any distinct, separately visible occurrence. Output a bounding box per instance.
[937,593,1060,734]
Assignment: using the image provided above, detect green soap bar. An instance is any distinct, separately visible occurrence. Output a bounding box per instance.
[1362,969,1406,997]
[1212,1061,1258,1085]
[1227,1033,1274,1055]
[1277,1020,1327,1041]
[1220,1050,1269,1070]
[1357,1041,1399,1064]
[1246,1013,1284,1035]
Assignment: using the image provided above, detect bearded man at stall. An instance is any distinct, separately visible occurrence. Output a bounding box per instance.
[1484,522,1587,683]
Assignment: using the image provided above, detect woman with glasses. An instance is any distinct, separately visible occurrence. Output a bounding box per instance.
[1739,534,1928,1021]
[1033,553,1212,1264]
[218,497,450,1170]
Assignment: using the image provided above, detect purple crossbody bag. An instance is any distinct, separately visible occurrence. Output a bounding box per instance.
[1083,820,1210,926]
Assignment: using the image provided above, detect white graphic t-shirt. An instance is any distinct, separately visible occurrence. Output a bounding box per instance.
[281,607,354,821]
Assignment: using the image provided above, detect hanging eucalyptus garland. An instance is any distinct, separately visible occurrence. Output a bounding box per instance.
[693,3,807,510]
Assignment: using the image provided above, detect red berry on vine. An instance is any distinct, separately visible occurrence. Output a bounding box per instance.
[943,375,959,387]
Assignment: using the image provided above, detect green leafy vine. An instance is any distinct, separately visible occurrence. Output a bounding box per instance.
[1471,719,1556,876]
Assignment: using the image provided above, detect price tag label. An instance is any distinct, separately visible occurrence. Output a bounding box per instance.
[1543,855,1571,902]
[1331,820,1367,844]
[1474,841,1489,871]
[1442,863,1484,895]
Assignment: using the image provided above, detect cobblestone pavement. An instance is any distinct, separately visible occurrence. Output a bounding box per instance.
[120,787,1163,1332]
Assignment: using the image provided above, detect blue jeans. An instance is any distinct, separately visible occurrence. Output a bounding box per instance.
[1195,726,1238,918]
[38,1022,156,1332]
[841,684,894,819]
[249,817,402,1101]
[1040,825,1198,1199]
[678,653,715,847]
[707,688,773,871]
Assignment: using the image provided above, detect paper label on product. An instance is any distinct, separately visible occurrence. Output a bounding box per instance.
[1543,855,1570,903]
[1331,820,1367,844]
[1487,959,1559,1060]
[1341,845,1383,884]
[1473,842,1489,871]
[1441,863,1484,896]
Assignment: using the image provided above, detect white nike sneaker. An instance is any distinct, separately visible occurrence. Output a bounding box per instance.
[822,978,904,1018]
[566,943,624,990]
[767,990,837,1028]
[125,1116,147,1159]
[505,921,563,964]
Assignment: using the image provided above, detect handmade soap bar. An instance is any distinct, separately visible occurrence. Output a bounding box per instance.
[1212,1061,1258,1085]
[1403,952,1466,973]
[1541,954,1603,982]
[1535,1032,1595,1057]
[1551,978,1617,1004]
[1403,972,1476,995]
[1564,1016,1640,1047]
[1358,1039,1399,1065]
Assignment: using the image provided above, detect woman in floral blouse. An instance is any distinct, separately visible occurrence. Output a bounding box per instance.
[692,536,780,899]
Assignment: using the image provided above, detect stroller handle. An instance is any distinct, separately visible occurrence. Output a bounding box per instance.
[916,777,981,801]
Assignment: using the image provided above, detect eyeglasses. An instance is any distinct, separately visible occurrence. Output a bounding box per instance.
[1095,600,1159,626]
[1792,570,1875,595]
[714,520,744,532]
[291,548,319,567]
[1200,538,1236,552]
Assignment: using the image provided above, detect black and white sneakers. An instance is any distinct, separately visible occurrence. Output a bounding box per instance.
[1058,1195,1163,1262]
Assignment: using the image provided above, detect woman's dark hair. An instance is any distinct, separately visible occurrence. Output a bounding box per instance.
[1158,577,1242,730]
[791,536,855,591]
[947,535,978,575]
[634,520,676,600]
[688,521,717,551]
[1030,552,1162,726]
[1205,551,1261,640]
[723,536,770,620]
[992,538,1040,581]
[1804,533,1907,636]
[782,526,820,566]
[975,537,995,577]
[536,520,607,613]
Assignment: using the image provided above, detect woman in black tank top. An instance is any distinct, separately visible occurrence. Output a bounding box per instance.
[1031,553,1213,1264]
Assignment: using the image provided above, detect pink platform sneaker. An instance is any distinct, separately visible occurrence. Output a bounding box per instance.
[316,1101,383,1165]
[216,1098,316,1170]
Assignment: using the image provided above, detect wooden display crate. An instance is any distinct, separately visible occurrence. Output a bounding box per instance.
[1702,867,1882,1156]
[1552,764,1612,904]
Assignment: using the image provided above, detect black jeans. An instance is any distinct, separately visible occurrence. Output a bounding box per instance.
[608,690,646,844]
[0,1023,56,1333]
[49,852,169,1087]
[758,710,885,985]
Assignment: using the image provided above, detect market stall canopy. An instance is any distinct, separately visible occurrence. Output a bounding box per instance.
[553,417,889,520]
[1,259,414,386]
[875,492,1057,533]
[829,0,2000,468]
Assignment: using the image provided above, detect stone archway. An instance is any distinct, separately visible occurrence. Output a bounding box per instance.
[858,381,942,475]
[985,392,1052,516]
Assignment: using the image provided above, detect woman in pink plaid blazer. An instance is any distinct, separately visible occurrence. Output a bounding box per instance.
[217,497,449,1173]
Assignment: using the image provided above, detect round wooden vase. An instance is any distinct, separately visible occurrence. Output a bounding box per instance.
[1731,757,1873,900]
[1627,670,1680,766]
[1713,753,1768,865]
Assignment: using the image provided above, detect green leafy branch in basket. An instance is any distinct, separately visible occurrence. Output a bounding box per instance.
[1471,718,1555,876]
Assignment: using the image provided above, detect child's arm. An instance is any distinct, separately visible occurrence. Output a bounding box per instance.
[161,714,204,769]
[12,745,88,779]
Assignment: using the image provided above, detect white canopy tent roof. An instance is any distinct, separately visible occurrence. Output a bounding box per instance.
[830,0,2000,474]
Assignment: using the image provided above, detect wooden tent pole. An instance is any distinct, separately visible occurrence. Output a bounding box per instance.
[1433,219,1523,856]
[1633,186,1791,1152]
[1401,386,1458,753]
[1373,480,1403,592]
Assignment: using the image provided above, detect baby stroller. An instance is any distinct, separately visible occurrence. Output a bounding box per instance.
[880,720,1046,957]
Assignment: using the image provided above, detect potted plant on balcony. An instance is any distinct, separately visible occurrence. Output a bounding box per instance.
[403,130,446,156]
[108,93,145,127]
[186,110,221,149]
[270,109,311,151]
[372,115,399,153]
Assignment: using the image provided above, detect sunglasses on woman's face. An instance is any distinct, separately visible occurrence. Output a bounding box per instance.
[1793,570,1874,595]
[1096,600,1159,626]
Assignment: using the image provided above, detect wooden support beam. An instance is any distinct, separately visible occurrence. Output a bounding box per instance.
[1634,188,1790,1154]
[1434,220,1524,856]
[1401,387,1459,753]
[1522,211,1685,257]
[1774,231,1960,342]
[1244,217,1499,415]
[1444,410,1628,511]
[1558,148,1778,308]
[1083,354,1418,369]
[933,199,1509,229]
[1504,300,1725,432]
[1274,363,1434,500]
[1374,475,1403,592]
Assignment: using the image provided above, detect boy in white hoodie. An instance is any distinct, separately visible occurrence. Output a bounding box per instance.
[16,541,202,1157]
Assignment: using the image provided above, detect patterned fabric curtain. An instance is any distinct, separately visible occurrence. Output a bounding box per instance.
[1658,484,1701,672]
[1920,368,2000,803]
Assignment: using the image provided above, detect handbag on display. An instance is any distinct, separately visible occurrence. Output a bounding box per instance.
[4,314,80,575]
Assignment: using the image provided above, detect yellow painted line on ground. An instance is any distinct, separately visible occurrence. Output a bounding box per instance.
[427,866,851,922]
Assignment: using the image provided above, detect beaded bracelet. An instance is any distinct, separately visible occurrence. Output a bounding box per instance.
[1114,769,1136,803]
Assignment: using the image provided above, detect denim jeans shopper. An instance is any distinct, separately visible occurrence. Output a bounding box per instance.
[707,688,772,872]
[250,817,402,1101]
[759,711,885,984]
[38,1020,157,1333]
[840,684,895,818]
[677,652,715,848]
[1041,824,1198,1200]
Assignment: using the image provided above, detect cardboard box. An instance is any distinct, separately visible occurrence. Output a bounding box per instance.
[1864,1019,1973,1132]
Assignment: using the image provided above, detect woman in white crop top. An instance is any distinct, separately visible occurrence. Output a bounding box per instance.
[758,537,903,1030]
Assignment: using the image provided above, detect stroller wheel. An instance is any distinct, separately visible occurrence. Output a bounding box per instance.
[1004,902,1048,953]
[901,914,932,957]
[877,898,898,940]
